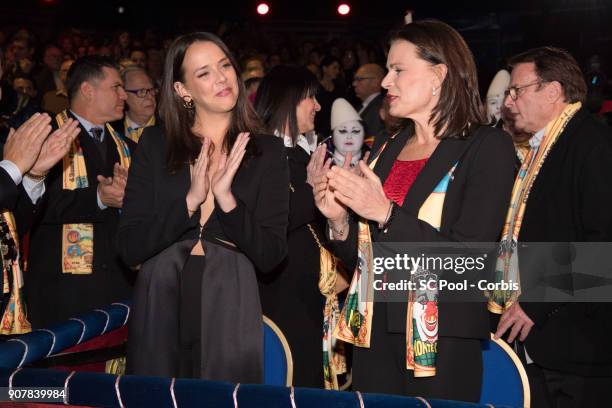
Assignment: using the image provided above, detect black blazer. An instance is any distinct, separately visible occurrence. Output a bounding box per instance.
[0,167,18,210]
[327,125,516,339]
[116,127,289,274]
[518,108,612,376]
[24,113,137,328]
[258,145,326,387]
[359,92,385,138]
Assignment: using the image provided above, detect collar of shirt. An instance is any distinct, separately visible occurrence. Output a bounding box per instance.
[125,115,143,132]
[70,110,105,142]
[276,131,315,155]
[359,92,381,114]
[530,127,545,149]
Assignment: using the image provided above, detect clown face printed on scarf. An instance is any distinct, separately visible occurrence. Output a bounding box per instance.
[414,269,439,343]
[330,98,364,166]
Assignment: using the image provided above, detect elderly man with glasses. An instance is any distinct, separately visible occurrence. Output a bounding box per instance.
[113,66,158,143]
[492,46,612,407]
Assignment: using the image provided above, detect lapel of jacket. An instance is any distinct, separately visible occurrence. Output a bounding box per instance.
[527,108,587,202]
[66,111,106,176]
[372,127,471,216]
[360,93,383,119]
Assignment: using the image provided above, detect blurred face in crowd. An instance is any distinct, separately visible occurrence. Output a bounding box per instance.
[43,46,63,71]
[342,49,356,70]
[98,46,112,57]
[353,64,383,102]
[147,49,163,80]
[333,120,364,156]
[242,58,264,81]
[295,94,320,134]
[59,59,74,85]
[81,67,127,123]
[130,50,147,68]
[6,40,30,63]
[13,78,36,98]
[174,41,239,115]
[504,62,555,134]
[125,70,157,122]
[322,61,340,81]
[382,40,444,121]
[119,32,130,48]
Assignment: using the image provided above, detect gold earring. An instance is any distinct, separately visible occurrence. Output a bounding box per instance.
[182,97,194,110]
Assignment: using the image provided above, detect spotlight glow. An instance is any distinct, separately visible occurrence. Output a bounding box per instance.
[338,4,350,15]
[257,3,270,15]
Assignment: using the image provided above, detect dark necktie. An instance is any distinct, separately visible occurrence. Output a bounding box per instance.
[91,127,104,143]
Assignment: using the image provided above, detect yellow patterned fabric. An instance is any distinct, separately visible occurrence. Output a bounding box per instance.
[57,110,132,191]
[313,226,347,390]
[125,115,155,143]
[488,102,582,313]
[0,211,31,334]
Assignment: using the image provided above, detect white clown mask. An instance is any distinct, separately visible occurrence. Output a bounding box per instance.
[331,98,364,166]
[486,69,511,123]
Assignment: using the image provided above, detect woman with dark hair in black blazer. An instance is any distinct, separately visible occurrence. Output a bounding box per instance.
[117,32,289,383]
[314,20,516,401]
[253,65,332,388]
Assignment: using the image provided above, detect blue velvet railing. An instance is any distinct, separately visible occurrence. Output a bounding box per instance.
[0,367,491,408]
[0,301,130,368]
[0,301,510,407]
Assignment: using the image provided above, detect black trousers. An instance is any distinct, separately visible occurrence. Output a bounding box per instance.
[526,363,612,408]
[352,302,483,401]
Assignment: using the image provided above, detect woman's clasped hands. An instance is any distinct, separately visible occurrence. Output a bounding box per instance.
[186,132,250,215]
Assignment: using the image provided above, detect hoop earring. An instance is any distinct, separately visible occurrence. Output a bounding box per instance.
[182,97,194,110]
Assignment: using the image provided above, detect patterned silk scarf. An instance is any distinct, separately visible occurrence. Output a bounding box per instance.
[58,110,132,191]
[0,211,31,334]
[57,111,132,274]
[488,102,582,313]
[333,135,458,377]
[125,115,155,143]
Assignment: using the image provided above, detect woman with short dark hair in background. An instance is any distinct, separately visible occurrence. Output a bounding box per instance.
[117,32,289,383]
[314,20,516,400]
[254,65,341,388]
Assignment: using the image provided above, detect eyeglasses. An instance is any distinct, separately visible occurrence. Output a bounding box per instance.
[125,87,158,98]
[353,76,375,82]
[504,80,549,101]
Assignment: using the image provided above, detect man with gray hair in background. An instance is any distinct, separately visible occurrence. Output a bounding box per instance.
[113,66,157,143]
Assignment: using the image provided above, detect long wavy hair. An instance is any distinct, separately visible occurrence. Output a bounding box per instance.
[159,32,262,172]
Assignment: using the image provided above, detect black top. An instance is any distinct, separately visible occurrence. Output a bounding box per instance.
[117,126,290,274]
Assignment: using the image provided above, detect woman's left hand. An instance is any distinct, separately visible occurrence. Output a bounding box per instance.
[327,159,391,224]
[306,144,327,188]
[211,132,250,212]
